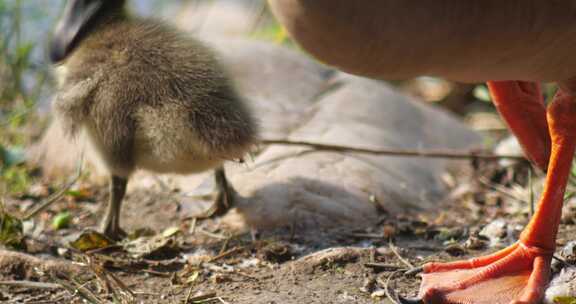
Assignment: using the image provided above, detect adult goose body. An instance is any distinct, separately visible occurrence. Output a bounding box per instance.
[270,1,576,303]
[269,1,576,83]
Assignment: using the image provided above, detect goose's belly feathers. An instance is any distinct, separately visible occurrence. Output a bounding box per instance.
[270,0,576,82]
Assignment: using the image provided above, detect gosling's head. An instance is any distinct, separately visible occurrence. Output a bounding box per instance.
[50,0,127,63]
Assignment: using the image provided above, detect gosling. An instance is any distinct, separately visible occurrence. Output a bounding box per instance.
[49,0,257,239]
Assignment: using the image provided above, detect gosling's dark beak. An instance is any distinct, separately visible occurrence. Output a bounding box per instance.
[50,0,104,63]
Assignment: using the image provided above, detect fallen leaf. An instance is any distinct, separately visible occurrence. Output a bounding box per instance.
[185,271,200,284]
[52,212,71,230]
[0,209,24,249]
[162,226,180,238]
[70,230,113,251]
[124,232,180,260]
[128,227,155,240]
[64,189,93,200]
[554,296,576,304]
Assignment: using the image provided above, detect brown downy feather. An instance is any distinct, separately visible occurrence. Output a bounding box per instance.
[53,10,257,177]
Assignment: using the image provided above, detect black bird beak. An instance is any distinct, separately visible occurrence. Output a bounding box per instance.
[50,0,104,63]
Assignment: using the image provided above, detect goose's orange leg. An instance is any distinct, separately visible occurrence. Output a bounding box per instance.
[414,86,576,304]
[488,81,551,170]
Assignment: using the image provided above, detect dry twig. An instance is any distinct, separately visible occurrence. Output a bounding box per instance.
[261,139,526,160]
[208,246,244,263]
[363,263,405,272]
[23,154,84,220]
[528,168,535,216]
[388,242,414,270]
[0,280,61,289]
[376,271,404,304]
[184,286,194,304]
[187,292,217,303]
[198,229,228,240]
[478,176,528,204]
[85,254,135,301]
[54,277,102,304]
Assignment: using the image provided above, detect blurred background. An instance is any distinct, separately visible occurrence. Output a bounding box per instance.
[0,0,508,196]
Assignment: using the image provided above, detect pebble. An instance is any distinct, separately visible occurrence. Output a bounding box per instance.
[479,218,508,246]
[545,242,576,303]
[545,267,576,304]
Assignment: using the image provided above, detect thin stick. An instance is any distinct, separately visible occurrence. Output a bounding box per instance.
[478,177,527,204]
[190,217,198,235]
[552,255,570,268]
[106,270,136,298]
[198,229,228,240]
[363,263,405,272]
[187,293,217,302]
[54,278,102,304]
[193,297,229,304]
[208,246,243,263]
[529,167,535,217]
[23,153,83,220]
[0,280,61,289]
[385,272,401,304]
[261,139,526,160]
[184,286,194,304]
[389,242,414,270]
[71,278,101,304]
[217,297,231,304]
[377,271,403,304]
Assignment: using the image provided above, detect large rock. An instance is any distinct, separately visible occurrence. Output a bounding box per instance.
[224,72,480,229]
[174,1,271,37]
[205,37,334,139]
[30,38,481,230]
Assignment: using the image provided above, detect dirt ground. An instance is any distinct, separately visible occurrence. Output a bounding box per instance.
[2,158,575,304]
[4,1,576,303]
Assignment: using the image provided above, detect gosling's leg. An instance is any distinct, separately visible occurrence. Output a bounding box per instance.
[195,167,237,218]
[213,166,235,216]
[100,175,128,240]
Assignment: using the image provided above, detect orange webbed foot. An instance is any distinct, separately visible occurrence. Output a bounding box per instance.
[407,83,576,304]
[412,242,552,304]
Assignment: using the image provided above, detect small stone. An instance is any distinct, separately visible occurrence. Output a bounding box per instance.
[211,273,229,284]
[464,235,489,250]
[57,247,69,256]
[257,241,294,263]
[434,227,465,242]
[561,241,576,265]
[371,289,386,298]
[479,219,508,246]
[494,136,523,168]
[444,244,467,257]
[544,267,576,304]
[184,248,214,266]
[561,198,576,224]
[359,277,376,293]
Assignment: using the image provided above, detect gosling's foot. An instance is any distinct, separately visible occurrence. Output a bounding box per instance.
[100,221,127,241]
[194,167,236,219]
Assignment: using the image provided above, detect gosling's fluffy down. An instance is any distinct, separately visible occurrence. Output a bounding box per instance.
[54,17,257,178]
